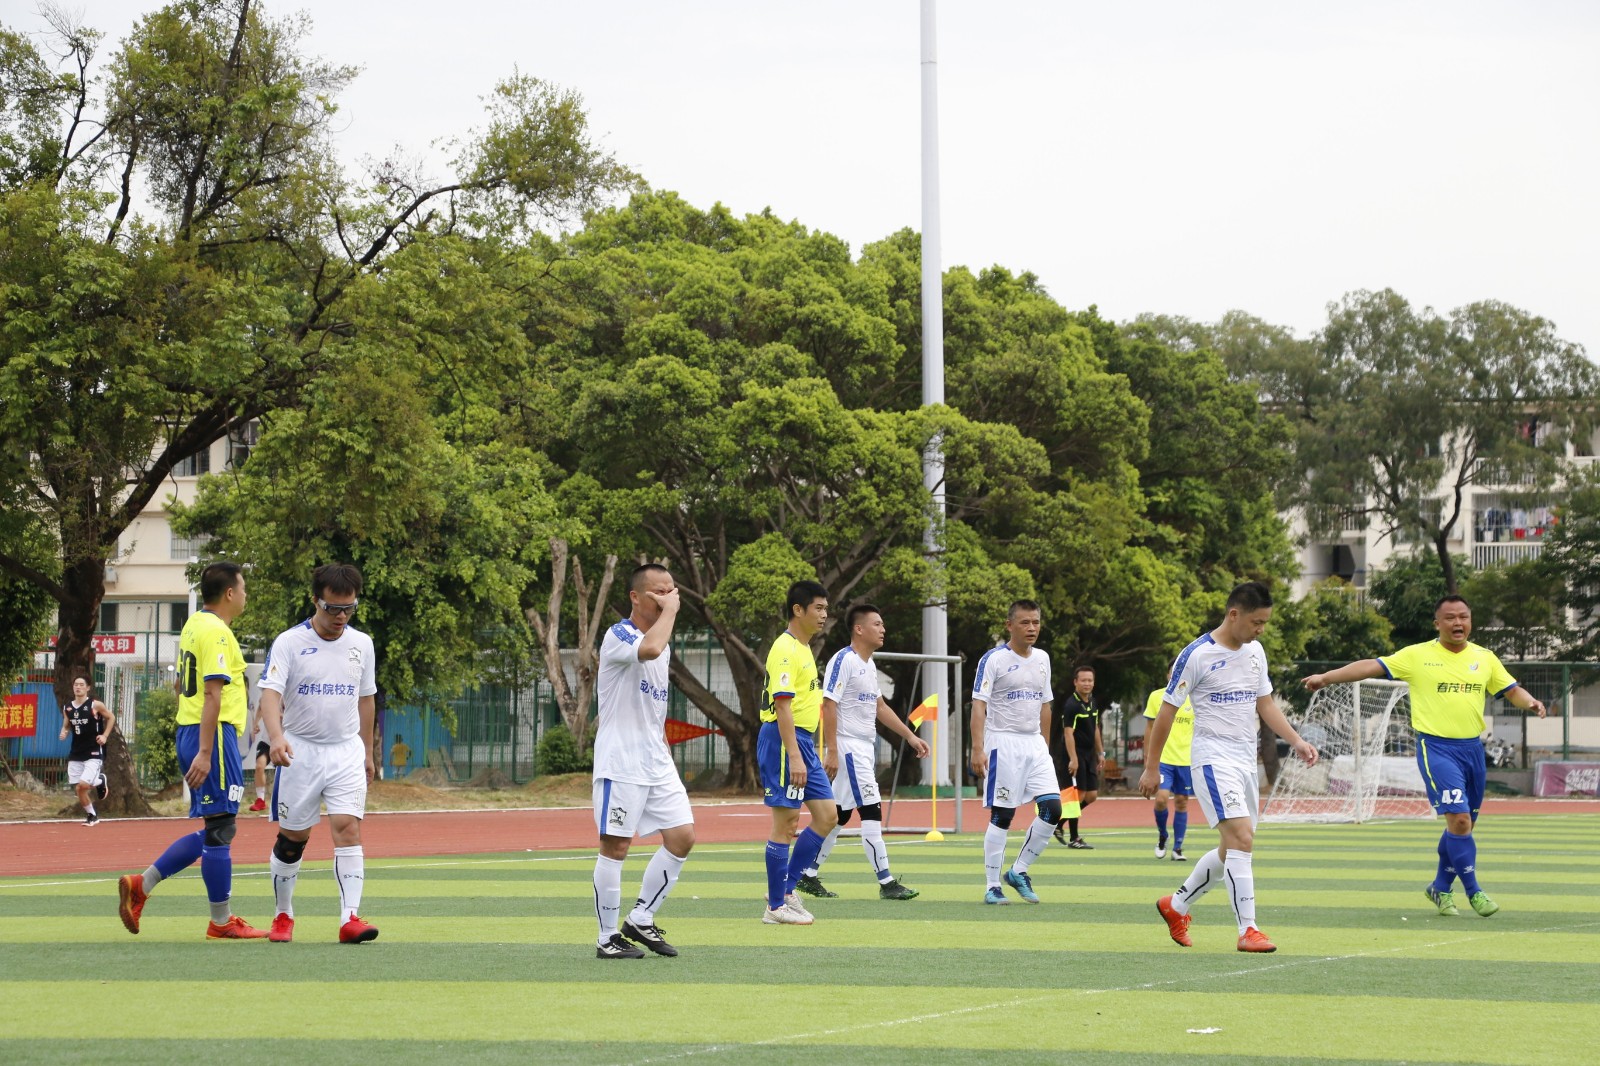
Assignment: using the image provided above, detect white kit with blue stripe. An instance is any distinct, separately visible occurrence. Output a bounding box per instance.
[822,646,884,809]
[593,619,678,786]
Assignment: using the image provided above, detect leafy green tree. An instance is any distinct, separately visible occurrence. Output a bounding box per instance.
[1368,552,1467,647]
[0,1,626,807]
[1541,471,1600,662]
[1459,560,1568,661]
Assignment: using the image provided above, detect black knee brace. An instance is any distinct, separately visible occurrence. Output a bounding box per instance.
[989,806,1015,830]
[202,813,237,847]
[1035,795,1062,825]
[836,805,853,827]
[273,832,306,864]
[857,802,883,823]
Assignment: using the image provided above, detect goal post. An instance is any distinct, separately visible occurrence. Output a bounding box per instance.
[1261,679,1434,824]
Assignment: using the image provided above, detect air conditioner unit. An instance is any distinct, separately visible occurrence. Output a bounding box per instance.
[104,566,118,585]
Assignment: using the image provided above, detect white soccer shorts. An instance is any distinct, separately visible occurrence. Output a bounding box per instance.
[272,733,368,830]
[1192,758,1260,828]
[593,777,693,839]
[830,736,881,811]
[982,731,1059,810]
[67,759,103,786]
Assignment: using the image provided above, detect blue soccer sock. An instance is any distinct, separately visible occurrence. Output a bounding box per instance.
[765,841,790,910]
[200,844,232,924]
[143,829,205,891]
[1433,832,1455,892]
[1154,806,1169,843]
[1442,831,1480,895]
[1173,811,1188,850]
[786,828,826,895]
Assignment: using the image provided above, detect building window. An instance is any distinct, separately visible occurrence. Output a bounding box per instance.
[170,532,211,560]
[173,448,211,478]
[168,601,189,633]
[100,601,118,632]
[227,421,259,469]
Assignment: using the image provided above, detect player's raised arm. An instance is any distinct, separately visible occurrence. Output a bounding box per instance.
[636,585,680,661]
[1302,659,1385,692]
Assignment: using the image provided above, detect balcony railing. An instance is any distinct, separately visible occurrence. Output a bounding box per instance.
[1472,542,1544,569]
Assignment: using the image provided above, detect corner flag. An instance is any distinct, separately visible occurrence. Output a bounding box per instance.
[908,694,938,728]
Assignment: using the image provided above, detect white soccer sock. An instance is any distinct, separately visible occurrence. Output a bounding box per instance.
[1012,816,1054,875]
[984,823,1009,888]
[1172,848,1225,915]
[628,847,687,926]
[256,786,266,800]
[807,825,841,877]
[593,854,624,943]
[860,820,891,882]
[1224,849,1257,934]
[270,854,300,917]
[333,845,365,923]
[85,803,95,817]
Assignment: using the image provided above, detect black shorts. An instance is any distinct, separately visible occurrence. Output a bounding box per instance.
[255,741,271,760]
[1051,748,1100,792]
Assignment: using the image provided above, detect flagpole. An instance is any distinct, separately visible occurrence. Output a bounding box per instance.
[925,716,943,841]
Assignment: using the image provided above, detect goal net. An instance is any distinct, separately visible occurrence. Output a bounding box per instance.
[1261,679,1435,823]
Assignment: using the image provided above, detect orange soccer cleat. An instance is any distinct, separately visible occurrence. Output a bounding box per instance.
[117,874,147,935]
[206,915,269,940]
[1156,894,1192,947]
[1237,926,1277,953]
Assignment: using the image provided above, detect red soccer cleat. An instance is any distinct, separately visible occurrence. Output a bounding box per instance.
[339,915,380,944]
[118,874,147,935]
[1237,926,1277,953]
[249,798,267,812]
[269,912,294,943]
[1156,894,1192,947]
[206,915,269,940]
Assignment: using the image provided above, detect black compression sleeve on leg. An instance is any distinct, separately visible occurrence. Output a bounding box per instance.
[989,806,1015,830]
[203,814,237,847]
[272,832,306,864]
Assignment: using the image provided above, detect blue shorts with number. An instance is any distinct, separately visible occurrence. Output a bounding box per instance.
[176,722,244,818]
[758,722,834,808]
[1159,763,1194,797]
[1415,733,1485,817]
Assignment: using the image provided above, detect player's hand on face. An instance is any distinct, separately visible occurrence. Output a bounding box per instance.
[646,587,680,613]
[910,737,930,759]
[270,739,294,767]
[184,752,211,789]
[1137,767,1159,799]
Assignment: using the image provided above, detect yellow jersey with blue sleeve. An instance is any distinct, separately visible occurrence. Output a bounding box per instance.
[177,609,248,732]
[1144,687,1195,767]
[1378,639,1517,739]
[762,630,822,734]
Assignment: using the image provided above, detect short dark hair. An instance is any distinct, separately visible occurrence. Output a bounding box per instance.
[631,562,671,593]
[1072,664,1095,679]
[200,561,244,605]
[1435,594,1471,614]
[1007,599,1041,619]
[73,673,92,686]
[846,603,881,633]
[1225,581,1273,613]
[785,580,828,619]
[313,563,363,600]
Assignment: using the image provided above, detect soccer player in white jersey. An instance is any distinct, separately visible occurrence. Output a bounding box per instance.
[1139,581,1318,953]
[591,563,695,959]
[257,563,380,945]
[795,604,929,901]
[969,600,1061,905]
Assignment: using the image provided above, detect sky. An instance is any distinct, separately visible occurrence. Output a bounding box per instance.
[17,0,1600,355]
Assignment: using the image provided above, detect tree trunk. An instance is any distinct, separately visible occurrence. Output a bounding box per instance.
[1434,533,1458,595]
[53,558,154,817]
[526,539,616,756]
[666,655,762,791]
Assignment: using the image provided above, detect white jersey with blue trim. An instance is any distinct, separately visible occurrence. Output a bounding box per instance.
[973,643,1053,736]
[1165,634,1273,764]
[593,618,678,786]
[823,647,881,743]
[258,620,377,744]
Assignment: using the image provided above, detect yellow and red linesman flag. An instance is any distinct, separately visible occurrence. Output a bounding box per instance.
[908,694,938,728]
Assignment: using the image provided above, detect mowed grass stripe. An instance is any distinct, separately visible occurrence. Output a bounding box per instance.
[1,981,1591,1064]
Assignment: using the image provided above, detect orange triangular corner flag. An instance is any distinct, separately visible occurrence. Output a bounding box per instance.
[908,694,939,727]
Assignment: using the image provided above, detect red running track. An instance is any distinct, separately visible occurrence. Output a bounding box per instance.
[3,795,1596,878]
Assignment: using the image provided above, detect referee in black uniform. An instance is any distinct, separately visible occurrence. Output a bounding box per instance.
[1049,665,1103,848]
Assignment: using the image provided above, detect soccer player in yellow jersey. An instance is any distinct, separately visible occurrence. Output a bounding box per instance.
[1304,595,1546,918]
[757,580,838,925]
[1143,682,1194,861]
[118,561,267,940]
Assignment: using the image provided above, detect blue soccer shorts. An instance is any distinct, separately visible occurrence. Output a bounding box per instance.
[1158,763,1195,796]
[176,722,244,817]
[758,722,834,808]
[1416,733,1486,817]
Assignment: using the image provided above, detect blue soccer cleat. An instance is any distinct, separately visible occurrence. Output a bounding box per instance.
[1003,868,1039,904]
